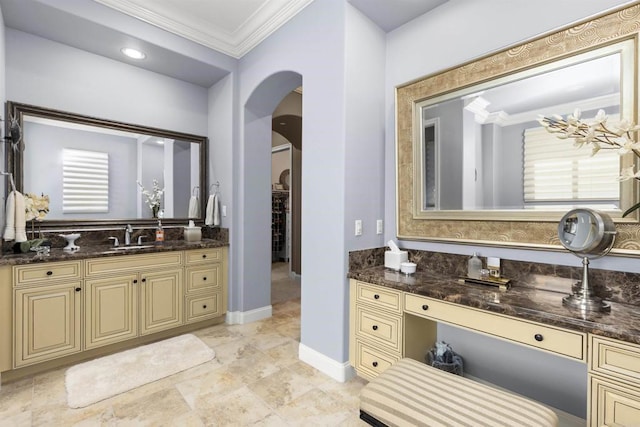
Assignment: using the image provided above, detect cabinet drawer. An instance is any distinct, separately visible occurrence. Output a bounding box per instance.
[185,265,222,293]
[14,261,82,287]
[355,281,402,314]
[85,252,182,277]
[405,293,586,361]
[590,375,640,427]
[185,293,223,323]
[184,248,223,265]
[355,340,400,381]
[590,335,640,387]
[355,305,402,353]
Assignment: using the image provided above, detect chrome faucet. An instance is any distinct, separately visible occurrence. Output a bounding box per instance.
[124,224,133,246]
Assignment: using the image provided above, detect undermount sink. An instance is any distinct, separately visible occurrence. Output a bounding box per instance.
[108,245,155,251]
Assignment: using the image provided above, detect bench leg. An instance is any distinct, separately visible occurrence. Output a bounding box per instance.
[360,410,389,427]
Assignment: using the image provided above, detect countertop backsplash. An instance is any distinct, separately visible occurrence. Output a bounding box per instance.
[349,247,640,307]
[1,225,228,256]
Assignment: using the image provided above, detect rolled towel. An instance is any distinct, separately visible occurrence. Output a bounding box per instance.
[188,195,199,218]
[213,193,220,227]
[14,192,27,242]
[205,195,214,226]
[3,191,15,241]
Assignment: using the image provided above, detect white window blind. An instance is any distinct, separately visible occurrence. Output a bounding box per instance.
[523,127,620,202]
[63,148,109,212]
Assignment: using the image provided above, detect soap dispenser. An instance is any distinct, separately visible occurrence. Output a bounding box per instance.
[155,220,165,244]
[468,252,482,279]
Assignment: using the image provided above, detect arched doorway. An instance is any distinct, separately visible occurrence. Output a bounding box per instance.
[235,71,302,321]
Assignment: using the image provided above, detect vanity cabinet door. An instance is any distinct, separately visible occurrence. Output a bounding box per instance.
[14,282,81,367]
[590,375,640,427]
[139,268,183,335]
[589,335,640,426]
[85,274,138,350]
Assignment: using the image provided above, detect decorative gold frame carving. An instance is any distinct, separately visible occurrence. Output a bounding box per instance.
[396,4,640,255]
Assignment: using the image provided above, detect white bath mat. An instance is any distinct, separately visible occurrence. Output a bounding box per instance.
[65,334,215,408]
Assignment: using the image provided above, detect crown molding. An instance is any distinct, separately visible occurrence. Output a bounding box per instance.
[93,0,314,58]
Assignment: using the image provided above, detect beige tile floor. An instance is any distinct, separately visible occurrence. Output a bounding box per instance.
[0,298,369,426]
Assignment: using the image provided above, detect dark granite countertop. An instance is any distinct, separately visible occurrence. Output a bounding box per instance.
[0,239,228,266]
[349,266,640,346]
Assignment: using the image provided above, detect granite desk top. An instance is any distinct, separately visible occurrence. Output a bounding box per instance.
[0,239,228,266]
[349,266,640,346]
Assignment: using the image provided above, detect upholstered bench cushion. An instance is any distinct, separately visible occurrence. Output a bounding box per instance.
[360,358,558,427]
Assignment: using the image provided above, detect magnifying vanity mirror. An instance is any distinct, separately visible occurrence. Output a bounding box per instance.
[395,4,640,252]
[558,208,616,312]
[5,101,208,227]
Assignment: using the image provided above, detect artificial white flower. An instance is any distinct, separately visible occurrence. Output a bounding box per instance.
[618,166,640,181]
[137,179,164,210]
[24,193,49,221]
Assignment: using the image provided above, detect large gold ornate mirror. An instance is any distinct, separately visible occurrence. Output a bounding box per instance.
[396,4,640,254]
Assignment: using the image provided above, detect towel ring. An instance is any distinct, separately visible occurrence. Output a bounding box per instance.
[209,181,220,194]
[192,186,199,196]
[1,171,16,192]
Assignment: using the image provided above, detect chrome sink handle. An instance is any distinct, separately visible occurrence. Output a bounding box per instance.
[137,235,146,245]
[108,236,119,247]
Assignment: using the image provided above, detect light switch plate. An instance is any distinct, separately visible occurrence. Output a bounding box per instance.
[376,219,383,234]
[355,220,362,236]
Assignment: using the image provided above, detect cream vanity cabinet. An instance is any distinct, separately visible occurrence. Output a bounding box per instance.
[184,247,227,323]
[13,261,83,367]
[588,335,640,426]
[8,246,228,373]
[349,280,405,380]
[84,251,184,349]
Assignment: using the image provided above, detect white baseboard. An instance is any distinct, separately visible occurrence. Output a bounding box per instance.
[226,305,272,324]
[298,343,355,383]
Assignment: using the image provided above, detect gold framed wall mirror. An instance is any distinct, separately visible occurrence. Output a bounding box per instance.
[396,4,640,255]
[5,101,208,228]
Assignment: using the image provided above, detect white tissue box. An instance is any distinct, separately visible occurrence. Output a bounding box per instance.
[385,250,408,271]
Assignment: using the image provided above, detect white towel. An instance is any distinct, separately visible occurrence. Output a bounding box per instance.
[3,190,27,242]
[3,191,15,241]
[14,192,27,242]
[205,195,214,226]
[213,193,220,226]
[188,196,199,218]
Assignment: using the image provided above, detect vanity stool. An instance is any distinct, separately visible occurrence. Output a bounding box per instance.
[360,358,558,427]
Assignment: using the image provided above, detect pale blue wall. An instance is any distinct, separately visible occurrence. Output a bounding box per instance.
[5,29,208,135]
[237,0,348,360]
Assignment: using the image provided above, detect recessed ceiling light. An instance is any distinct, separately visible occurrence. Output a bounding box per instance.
[121,47,146,60]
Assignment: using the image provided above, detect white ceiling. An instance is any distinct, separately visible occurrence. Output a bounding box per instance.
[0,0,447,87]
[93,0,447,56]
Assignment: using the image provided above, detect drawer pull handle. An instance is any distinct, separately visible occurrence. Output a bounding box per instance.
[203,277,207,281]
[142,278,146,283]
[372,325,378,331]
[133,279,138,284]
[534,334,543,342]
[46,271,53,276]
[203,304,207,309]
[422,304,429,311]
[202,254,207,259]
[374,294,380,299]
[372,361,378,367]
[75,287,81,292]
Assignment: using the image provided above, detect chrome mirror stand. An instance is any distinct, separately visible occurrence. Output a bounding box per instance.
[558,208,616,313]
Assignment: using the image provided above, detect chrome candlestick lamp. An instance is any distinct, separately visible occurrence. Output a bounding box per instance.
[558,208,616,312]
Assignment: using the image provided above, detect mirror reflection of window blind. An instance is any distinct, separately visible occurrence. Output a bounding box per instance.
[63,148,109,212]
[523,127,620,202]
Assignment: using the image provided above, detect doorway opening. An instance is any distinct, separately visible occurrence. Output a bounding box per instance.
[270,88,302,305]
